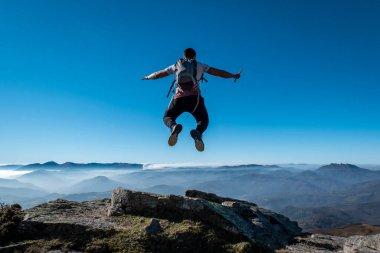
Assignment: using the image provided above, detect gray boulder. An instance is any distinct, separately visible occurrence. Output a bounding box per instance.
[108,188,302,252]
[145,218,163,235]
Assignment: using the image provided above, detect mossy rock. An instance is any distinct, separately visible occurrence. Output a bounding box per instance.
[12,214,255,253]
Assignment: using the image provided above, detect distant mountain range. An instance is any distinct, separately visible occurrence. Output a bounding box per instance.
[4,161,377,172]
[1,161,315,171]
[14,161,143,170]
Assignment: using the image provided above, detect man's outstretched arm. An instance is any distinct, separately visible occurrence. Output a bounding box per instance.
[142,70,170,80]
[206,67,240,79]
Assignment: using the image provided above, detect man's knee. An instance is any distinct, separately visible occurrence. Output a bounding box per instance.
[201,119,209,128]
[163,116,171,123]
[200,116,209,126]
[197,119,209,131]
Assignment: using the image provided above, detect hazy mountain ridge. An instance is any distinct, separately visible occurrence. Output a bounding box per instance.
[66,176,127,194]
[0,178,41,189]
[17,161,143,171]
[282,201,380,231]
[0,164,23,169]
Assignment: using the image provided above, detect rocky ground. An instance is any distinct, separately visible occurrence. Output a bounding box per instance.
[283,233,380,253]
[1,198,254,253]
[0,189,379,253]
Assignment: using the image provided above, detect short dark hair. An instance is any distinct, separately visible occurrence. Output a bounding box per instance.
[184,48,196,59]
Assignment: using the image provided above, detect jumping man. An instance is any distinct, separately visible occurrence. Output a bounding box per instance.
[142,48,240,152]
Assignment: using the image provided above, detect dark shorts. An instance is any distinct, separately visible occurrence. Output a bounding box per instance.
[163,95,209,134]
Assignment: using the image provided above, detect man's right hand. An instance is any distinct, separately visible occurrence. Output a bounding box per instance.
[233,73,241,83]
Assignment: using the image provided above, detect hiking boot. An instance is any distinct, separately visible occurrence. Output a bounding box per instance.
[168,124,182,146]
[190,129,204,152]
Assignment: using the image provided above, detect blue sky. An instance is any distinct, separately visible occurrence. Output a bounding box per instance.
[0,0,379,165]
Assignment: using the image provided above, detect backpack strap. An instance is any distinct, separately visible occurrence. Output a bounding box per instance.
[193,60,198,84]
[200,73,208,83]
[167,60,180,98]
[172,59,182,84]
[193,60,208,83]
[166,80,176,98]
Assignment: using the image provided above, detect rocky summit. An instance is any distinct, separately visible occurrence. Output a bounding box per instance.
[0,189,301,253]
[2,189,379,253]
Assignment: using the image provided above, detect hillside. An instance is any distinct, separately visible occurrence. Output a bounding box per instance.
[311,224,380,237]
[66,176,126,194]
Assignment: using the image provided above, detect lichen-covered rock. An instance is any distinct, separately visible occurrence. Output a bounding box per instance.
[108,188,208,219]
[108,188,302,251]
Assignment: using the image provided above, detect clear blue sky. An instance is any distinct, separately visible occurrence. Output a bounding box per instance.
[1,0,379,165]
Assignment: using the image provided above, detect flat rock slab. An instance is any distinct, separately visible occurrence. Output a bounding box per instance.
[24,198,121,229]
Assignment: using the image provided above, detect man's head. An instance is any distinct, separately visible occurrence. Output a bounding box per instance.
[184,48,196,59]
